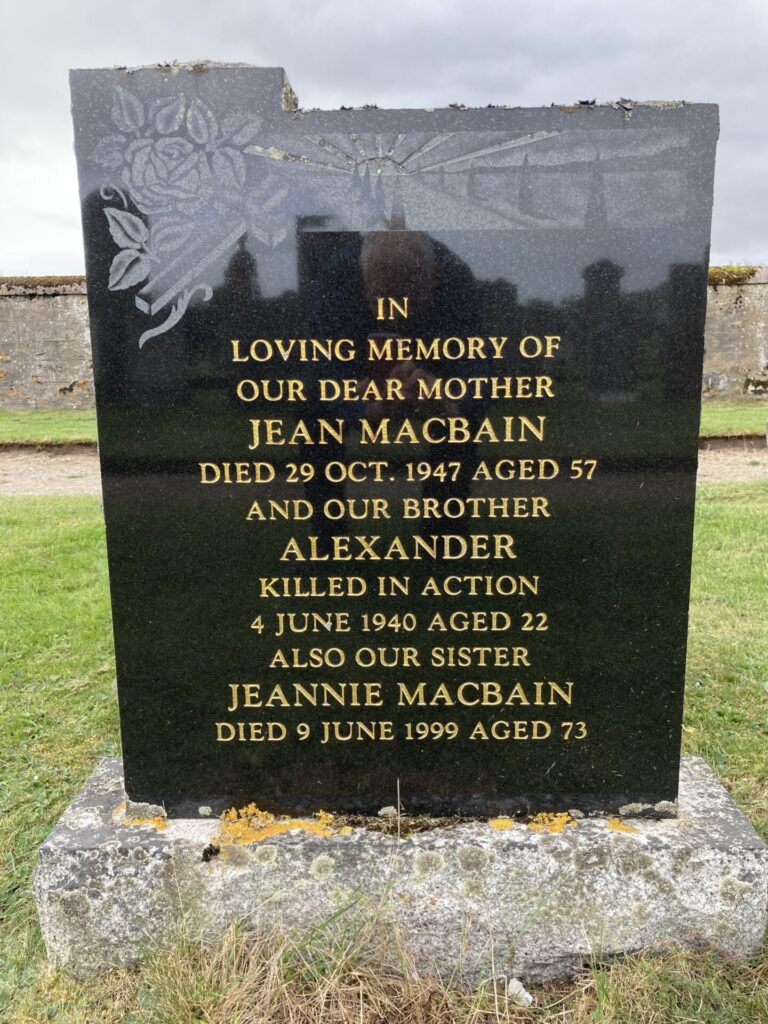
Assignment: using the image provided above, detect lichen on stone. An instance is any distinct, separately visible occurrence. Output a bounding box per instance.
[491,812,578,834]
[653,801,678,818]
[219,845,250,867]
[253,845,278,866]
[527,812,577,835]
[488,817,514,831]
[121,815,167,831]
[619,802,647,816]
[457,846,490,873]
[214,803,348,846]
[309,854,335,880]
[605,818,640,834]
[412,850,446,878]
[112,800,168,831]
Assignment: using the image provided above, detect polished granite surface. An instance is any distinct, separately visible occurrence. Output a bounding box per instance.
[70,66,718,814]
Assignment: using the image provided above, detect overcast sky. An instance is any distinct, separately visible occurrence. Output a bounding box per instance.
[1,0,766,274]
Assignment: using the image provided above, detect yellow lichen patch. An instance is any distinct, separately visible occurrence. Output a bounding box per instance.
[122,815,168,831]
[489,817,514,831]
[527,812,576,834]
[605,817,639,834]
[221,802,275,829]
[225,819,333,845]
[215,803,350,846]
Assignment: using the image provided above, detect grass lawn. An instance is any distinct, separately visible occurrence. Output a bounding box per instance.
[0,410,98,445]
[0,399,766,448]
[700,398,768,437]
[0,485,767,1021]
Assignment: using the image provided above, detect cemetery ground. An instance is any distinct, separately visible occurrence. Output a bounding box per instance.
[0,479,766,1021]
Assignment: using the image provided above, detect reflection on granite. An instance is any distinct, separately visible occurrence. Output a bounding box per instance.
[70,65,718,815]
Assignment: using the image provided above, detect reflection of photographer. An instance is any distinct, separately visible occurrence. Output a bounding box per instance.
[313,229,482,412]
[301,227,483,545]
[360,232,448,423]
[361,359,461,426]
[361,229,436,316]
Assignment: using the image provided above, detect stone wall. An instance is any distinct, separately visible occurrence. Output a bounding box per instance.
[703,267,768,394]
[0,278,93,410]
[1,270,767,409]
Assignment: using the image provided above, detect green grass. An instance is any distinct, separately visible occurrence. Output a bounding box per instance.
[0,485,767,1021]
[700,398,768,438]
[0,399,766,448]
[0,498,118,1018]
[684,483,768,837]
[0,410,97,445]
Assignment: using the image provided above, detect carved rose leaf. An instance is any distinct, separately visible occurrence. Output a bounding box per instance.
[222,111,263,145]
[151,218,194,253]
[90,134,126,169]
[231,120,263,146]
[108,249,150,290]
[151,95,186,135]
[186,98,217,145]
[111,86,145,134]
[213,147,246,189]
[105,207,149,249]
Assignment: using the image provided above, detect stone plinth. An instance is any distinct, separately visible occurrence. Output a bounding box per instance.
[34,757,768,981]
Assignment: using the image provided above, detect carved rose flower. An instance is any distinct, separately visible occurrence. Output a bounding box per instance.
[123,136,211,213]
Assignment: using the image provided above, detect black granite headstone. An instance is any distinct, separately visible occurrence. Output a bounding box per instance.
[69,66,718,816]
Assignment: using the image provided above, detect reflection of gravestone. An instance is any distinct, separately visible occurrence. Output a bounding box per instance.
[34,63,767,980]
[666,264,705,399]
[584,259,637,398]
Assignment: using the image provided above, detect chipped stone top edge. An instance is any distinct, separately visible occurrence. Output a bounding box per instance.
[69,61,283,73]
[67,64,717,116]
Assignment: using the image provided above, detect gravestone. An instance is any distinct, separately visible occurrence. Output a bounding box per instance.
[35,64,768,979]
[68,67,715,816]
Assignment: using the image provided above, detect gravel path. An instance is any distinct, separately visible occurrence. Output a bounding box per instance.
[0,441,766,496]
[0,446,101,496]
[697,437,768,483]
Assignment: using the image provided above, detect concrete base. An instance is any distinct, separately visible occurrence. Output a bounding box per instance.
[34,757,768,982]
